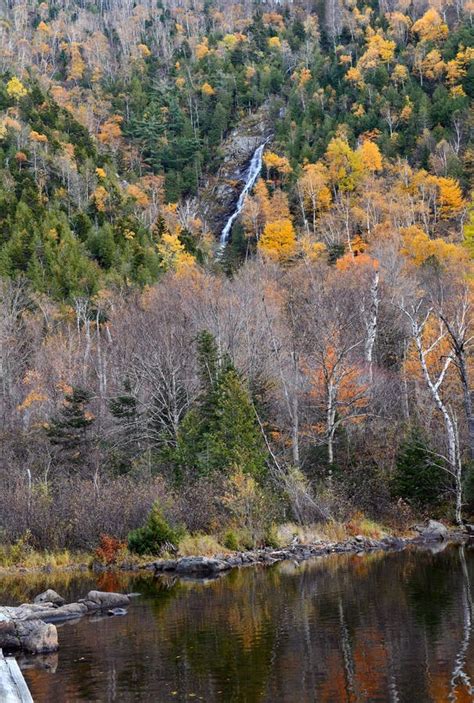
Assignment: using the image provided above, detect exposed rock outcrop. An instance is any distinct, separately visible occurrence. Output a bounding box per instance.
[198,106,272,234]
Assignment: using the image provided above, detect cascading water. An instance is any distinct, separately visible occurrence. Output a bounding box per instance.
[219,140,269,250]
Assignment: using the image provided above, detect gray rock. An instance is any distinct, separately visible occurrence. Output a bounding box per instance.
[15,620,58,653]
[34,589,65,607]
[175,557,231,575]
[107,608,127,616]
[421,520,448,541]
[0,615,58,653]
[84,591,130,610]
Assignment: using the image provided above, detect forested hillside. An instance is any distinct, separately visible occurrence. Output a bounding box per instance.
[0,0,473,554]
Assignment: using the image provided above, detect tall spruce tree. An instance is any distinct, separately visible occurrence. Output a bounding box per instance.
[175,331,267,478]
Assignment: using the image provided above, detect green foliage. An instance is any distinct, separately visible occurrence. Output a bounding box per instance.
[46,387,95,465]
[176,331,267,478]
[392,429,447,508]
[128,502,183,555]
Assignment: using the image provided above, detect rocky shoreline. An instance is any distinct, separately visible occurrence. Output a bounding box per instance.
[145,521,471,578]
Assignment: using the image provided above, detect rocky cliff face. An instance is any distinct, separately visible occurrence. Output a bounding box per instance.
[199,108,272,235]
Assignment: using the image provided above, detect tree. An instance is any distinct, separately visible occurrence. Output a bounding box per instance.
[258,219,297,262]
[176,332,267,478]
[392,429,447,508]
[47,386,95,468]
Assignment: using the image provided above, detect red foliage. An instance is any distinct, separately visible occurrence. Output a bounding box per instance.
[94,534,126,565]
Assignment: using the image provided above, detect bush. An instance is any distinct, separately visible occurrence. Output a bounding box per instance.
[223,529,240,551]
[94,534,127,565]
[128,502,183,556]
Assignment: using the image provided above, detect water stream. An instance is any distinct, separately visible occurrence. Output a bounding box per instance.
[219,140,269,249]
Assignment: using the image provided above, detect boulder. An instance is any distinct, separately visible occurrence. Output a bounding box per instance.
[83,591,130,610]
[0,613,58,653]
[34,589,65,607]
[421,520,448,541]
[15,620,58,654]
[175,557,231,575]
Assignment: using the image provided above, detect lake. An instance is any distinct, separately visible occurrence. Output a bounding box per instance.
[1,544,473,702]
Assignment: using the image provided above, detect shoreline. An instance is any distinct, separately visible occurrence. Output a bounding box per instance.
[1,528,470,579]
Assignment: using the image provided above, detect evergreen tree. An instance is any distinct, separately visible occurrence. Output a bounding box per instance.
[176,331,267,478]
[392,429,447,509]
[47,387,95,467]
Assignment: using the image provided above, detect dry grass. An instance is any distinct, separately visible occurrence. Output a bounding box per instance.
[0,544,88,570]
[177,533,229,557]
[275,514,388,546]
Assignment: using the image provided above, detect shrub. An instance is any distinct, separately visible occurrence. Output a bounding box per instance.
[94,534,127,565]
[223,529,240,551]
[128,502,183,556]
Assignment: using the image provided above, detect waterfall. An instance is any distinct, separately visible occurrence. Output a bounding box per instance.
[219,140,268,249]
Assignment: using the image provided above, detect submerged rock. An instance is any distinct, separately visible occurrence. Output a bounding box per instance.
[107,608,128,616]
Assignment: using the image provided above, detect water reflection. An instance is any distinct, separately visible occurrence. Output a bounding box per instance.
[1,545,472,702]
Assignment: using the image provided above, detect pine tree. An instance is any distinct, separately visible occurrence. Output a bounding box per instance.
[392,429,447,508]
[47,387,95,467]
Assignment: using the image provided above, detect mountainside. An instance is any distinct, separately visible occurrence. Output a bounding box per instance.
[1,0,474,553]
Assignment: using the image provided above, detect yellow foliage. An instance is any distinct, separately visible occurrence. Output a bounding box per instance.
[258,219,297,262]
[450,85,466,98]
[17,390,47,412]
[6,77,28,100]
[138,43,151,57]
[127,184,150,207]
[391,64,409,84]
[175,76,186,89]
[437,177,466,219]
[357,140,383,172]
[325,137,363,191]
[245,65,256,82]
[93,186,108,212]
[263,151,292,175]
[401,226,467,266]
[95,167,106,179]
[299,236,326,261]
[222,33,247,48]
[412,8,448,42]
[195,39,210,60]
[358,30,395,72]
[157,232,196,273]
[346,66,364,86]
[68,42,85,81]
[400,99,413,121]
[37,20,50,34]
[30,130,48,143]
[268,36,282,49]
[201,82,215,96]
[339,54,352,65]
[421,49,445,80]
[98,115,123,144]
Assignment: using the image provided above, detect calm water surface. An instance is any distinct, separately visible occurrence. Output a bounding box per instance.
[1,544,473,702]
